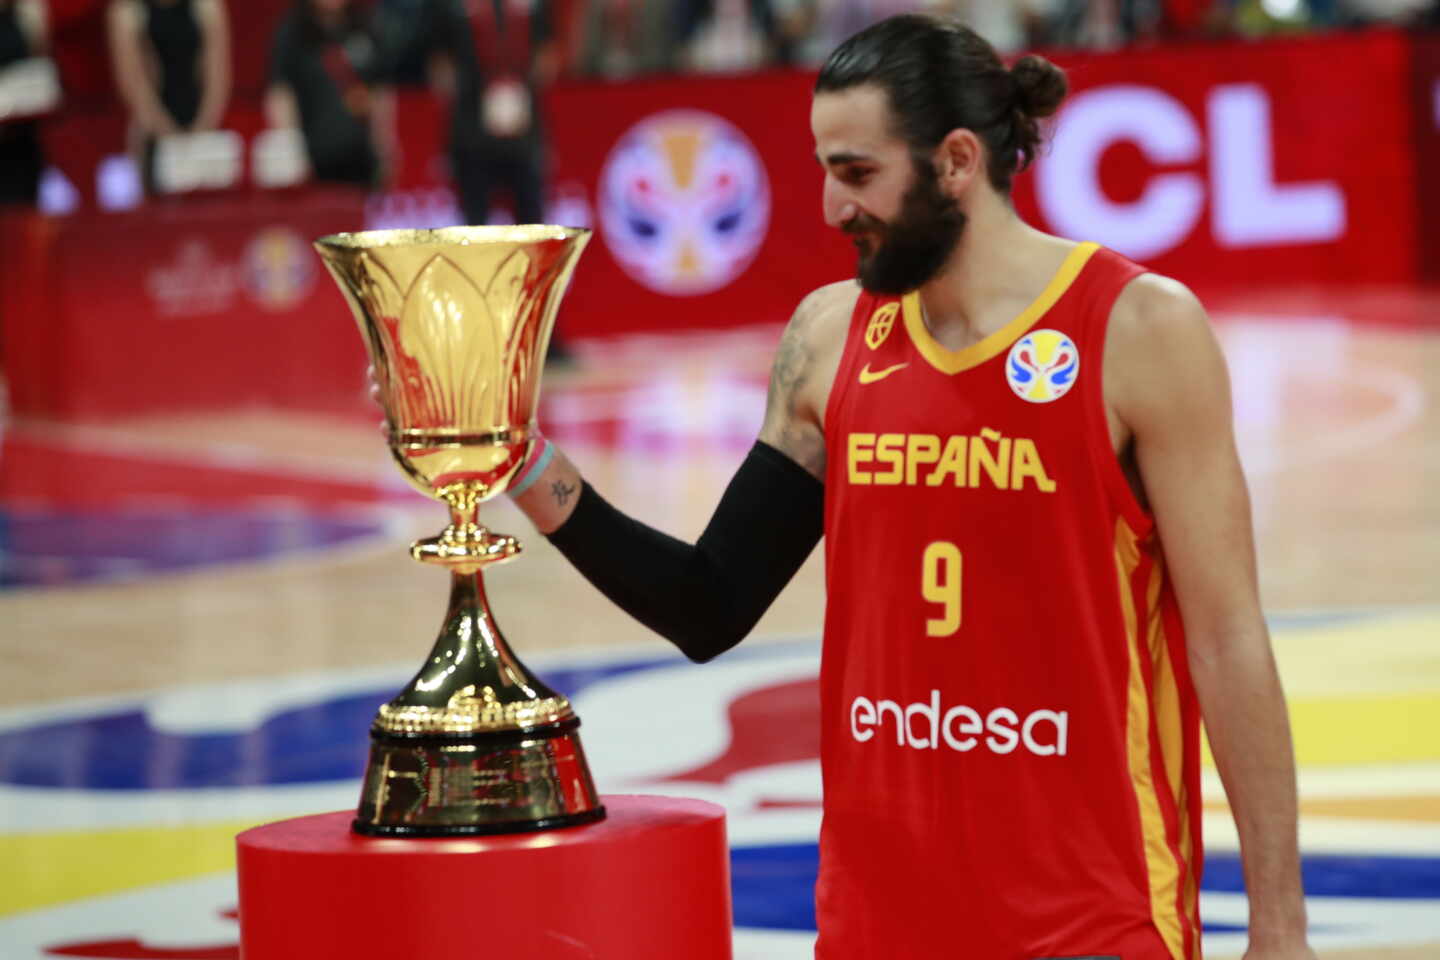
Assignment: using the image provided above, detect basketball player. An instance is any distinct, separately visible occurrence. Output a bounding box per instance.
[505,15,1315,960]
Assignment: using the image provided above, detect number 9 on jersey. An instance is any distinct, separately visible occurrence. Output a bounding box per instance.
[922,541,962,637]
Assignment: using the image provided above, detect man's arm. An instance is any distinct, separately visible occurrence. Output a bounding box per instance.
[107,0,178,135]
[1110,276,1313,959]
[755,285,830,480]
[192,0,231,131]
[514,280,843,529]
[505,285,848,659]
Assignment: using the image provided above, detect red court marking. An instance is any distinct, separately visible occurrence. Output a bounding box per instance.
[0,436,393,508]
[46,940,235,959]
[661,677,820,785]
[45,909,240,958]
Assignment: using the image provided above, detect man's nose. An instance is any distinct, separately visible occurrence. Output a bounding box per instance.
[823,179,858,230]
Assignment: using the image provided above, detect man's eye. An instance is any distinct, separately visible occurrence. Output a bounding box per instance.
[843,170,872,186]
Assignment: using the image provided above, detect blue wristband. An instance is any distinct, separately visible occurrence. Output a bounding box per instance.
[508,440,555,498]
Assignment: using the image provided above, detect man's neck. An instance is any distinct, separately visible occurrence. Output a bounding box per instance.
[916,194,1071,351]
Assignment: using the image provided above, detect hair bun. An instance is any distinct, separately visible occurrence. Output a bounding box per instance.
[1010,54,1067,119]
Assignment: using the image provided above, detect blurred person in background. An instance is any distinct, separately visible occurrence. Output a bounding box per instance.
[107,0,231,194]
[421,0,573,360]
[575,0,676,77]
[0,0,49,206]
[424,0,556,226]
[929,0,1058,51]
[1050,0,1162,46]
[795,0,1044,66]
[676,0,781,71]
[266,0,396,189]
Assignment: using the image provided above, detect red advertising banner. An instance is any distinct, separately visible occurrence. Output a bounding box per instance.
[543,27,1419,342]
[544,69,852,335]
[0,28,1427,418]
[1,191,369,418]
[1412,32,1440,285]
[1016,29,1418,291]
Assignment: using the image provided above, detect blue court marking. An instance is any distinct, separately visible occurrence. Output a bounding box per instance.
[730,845,1438,932]
[0,506,385,588]
[0,658,672,789]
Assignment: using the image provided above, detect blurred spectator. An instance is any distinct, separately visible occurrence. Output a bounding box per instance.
[377,0,433,85]
[0,0,50,206]
[1340,0,1432,23]
[266,0,396,189]
[929,0,1057,51]
[425,0,557,225]
[107,0,231,195]
[677,0,780,71]
[576,0,677,76]
[1050,0,1162,47]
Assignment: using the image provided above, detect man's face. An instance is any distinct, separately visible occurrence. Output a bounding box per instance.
[811,87,966,295]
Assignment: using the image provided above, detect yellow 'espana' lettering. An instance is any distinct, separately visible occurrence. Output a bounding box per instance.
[968,427,1011,490]
[905,434,941,485]
[847,430,1057,493]
[928,435,967,487]
[874,434,905,485]
[1011,438,1057,492]
[848,433,875,485]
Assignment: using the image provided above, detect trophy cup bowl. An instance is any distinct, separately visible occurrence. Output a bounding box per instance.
[314,226,604,836]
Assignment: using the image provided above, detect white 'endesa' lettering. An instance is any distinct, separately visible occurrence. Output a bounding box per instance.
[850,691,1068,757]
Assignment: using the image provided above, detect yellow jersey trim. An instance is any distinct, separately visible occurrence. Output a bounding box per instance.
[901,241,1100,376]
[1115,516,1186,960]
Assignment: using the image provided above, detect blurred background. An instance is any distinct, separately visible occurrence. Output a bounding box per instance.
[1,1,1439,957]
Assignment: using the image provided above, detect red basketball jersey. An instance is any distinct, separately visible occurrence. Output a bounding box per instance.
[818,243,1203,960]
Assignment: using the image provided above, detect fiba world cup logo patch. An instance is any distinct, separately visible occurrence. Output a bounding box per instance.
[598,110,771,297]
[1006,329,1079,403]
[865,303,898,350]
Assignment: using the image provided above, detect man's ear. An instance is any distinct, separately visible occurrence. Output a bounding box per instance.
[933,128,983,196]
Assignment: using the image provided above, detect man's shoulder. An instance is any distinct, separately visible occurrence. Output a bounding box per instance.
[790,279,862,345]
[1106,270,1226,426]
[1108,271,1210,357]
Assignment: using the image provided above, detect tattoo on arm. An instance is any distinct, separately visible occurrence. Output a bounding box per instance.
[551,479,576,508]
[759,297,827,478]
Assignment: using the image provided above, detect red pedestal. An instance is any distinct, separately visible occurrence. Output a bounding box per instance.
[236,795,731,960]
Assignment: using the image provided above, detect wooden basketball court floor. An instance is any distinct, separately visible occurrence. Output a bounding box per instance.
[1,286,1438,958]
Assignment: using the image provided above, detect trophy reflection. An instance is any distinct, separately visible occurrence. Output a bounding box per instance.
[314,226,604,836]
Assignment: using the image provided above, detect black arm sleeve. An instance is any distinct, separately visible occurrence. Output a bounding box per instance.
[545,441,824,663]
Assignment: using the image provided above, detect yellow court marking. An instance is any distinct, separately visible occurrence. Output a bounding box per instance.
[1289,692,1440,768]
[1,819,264,917]
[1196,610,1440,770]
[1271,612,1440,699]
[1205,795,1440,821]
[1201,692,1440,770]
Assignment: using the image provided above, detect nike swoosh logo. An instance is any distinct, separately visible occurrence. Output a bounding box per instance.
[858,362,908,385]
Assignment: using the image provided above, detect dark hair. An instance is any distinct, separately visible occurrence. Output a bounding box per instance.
[816,15,1067,193]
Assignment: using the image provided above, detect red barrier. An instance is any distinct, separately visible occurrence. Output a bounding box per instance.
[1,190,369,418]
[1413,32,1440,285]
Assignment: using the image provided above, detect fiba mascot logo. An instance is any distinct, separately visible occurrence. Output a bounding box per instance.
[243,227,315,310]
[1006,329,1079,403]
[598,110,770,296]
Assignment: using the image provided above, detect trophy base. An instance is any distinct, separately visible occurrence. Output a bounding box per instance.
[352,807,607,838]
[353,718,606,837]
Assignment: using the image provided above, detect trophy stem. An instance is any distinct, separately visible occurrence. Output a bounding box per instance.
[411,482,522,569]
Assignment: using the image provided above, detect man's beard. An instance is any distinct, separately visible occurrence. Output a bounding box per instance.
[847,158,966,296]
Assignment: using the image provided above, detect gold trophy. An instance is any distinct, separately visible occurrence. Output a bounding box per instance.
[314,226,604,836]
